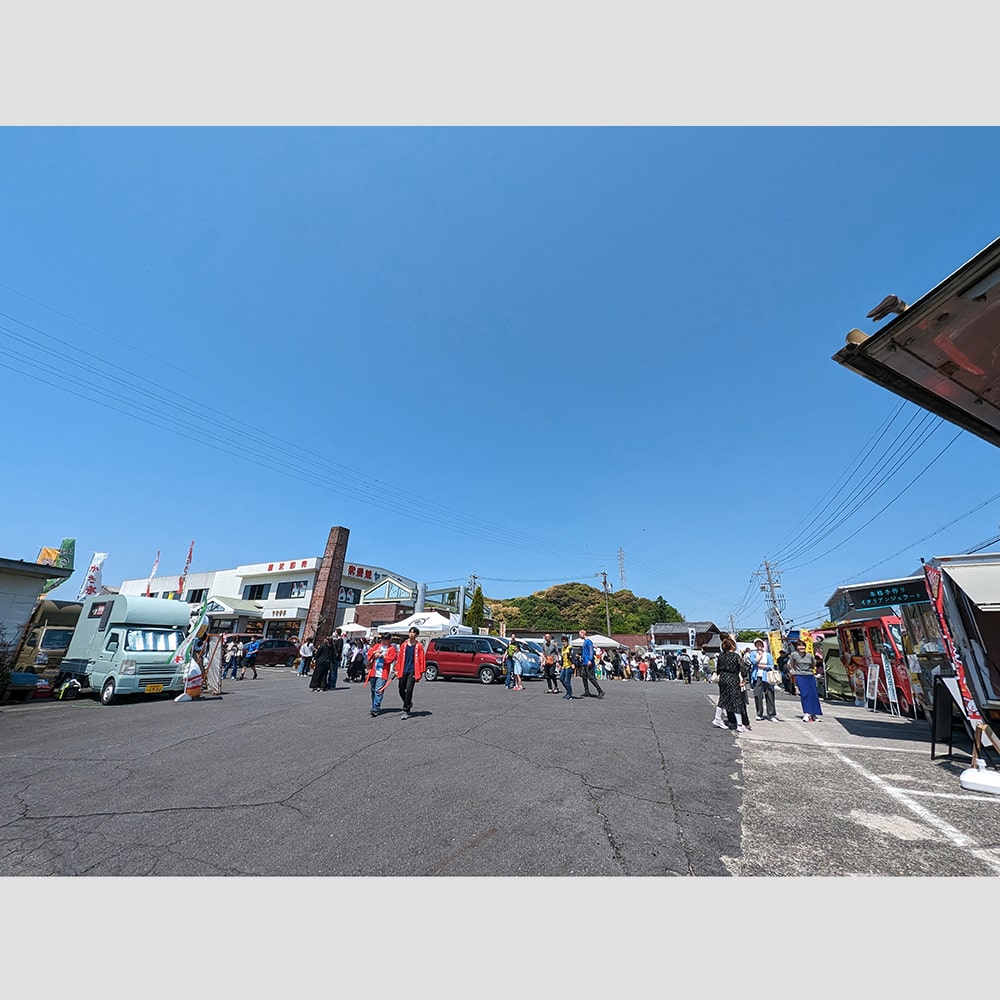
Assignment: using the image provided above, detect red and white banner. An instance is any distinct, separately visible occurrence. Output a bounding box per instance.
[175,540,195,599]
[145,550,160,597]
[77,552,108,600]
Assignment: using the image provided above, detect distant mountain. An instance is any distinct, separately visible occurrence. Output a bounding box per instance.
[485,583,683,635]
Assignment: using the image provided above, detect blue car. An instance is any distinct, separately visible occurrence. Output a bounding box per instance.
[498,638,543,679]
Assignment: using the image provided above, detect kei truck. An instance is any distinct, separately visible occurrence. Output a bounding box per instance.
[58,594,191,705]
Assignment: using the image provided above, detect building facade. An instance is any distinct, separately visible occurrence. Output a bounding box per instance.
[118,548,415,642]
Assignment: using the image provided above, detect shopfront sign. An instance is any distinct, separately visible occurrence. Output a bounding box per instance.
[264,607,307,620]
[346,564,383,583]
[265,559,315,573]
[829,578,929,622]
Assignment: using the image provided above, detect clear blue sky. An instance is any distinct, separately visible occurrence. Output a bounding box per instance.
[4,127,1000,631]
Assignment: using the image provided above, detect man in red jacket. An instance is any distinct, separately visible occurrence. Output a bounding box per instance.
[394,626,426,720]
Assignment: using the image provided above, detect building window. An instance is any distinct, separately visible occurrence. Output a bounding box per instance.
[187,588,208,604]
[243,584,271,601]
[160,591,179,601]
[275,580,308,600]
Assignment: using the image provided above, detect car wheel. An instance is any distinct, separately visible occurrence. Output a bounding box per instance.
[424,663,439,682]
[478,665,497,685]
[897,693,911,717]
[100,677,116,706]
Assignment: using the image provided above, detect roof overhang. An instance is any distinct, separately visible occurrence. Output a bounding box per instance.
[833,237,1000,449]
[940,562,1000,611]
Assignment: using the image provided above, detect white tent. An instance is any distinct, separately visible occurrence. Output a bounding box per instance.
[379,611,453,636]
[569,633,623,649]
[340,622,368,634]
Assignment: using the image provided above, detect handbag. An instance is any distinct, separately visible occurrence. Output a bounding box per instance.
[765,668,781,685]
[710,670,720,683]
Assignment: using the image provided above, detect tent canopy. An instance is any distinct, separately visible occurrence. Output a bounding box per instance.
[340,622,368,634]
[379,611,453,636]
[569,633,623,649]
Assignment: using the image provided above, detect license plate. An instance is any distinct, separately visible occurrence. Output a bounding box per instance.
[144,683,164,694]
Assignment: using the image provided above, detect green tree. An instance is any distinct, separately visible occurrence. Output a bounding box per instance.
[466,586,485,631]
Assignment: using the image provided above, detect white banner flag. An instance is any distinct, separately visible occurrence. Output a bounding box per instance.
[77,552,109,600]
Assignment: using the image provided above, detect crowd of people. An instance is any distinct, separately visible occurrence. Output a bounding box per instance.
[218,627,825,730]
[709,635,824,733]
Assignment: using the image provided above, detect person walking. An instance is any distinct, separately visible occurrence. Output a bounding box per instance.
[789,639,823,722]
[578,629,604,698]
[298,636,314,677]
[221,638,240,680]
[505,636,521,691]
[309,635,334,692]
[677,648,693,684]
[749,637,777,721]
[325,629,344,690]
[239,637,259,680]
[541,633,561,693]
[394,626,425,719]
[559,634,574,699]
[715,635,752,732]
[364,634,397,717]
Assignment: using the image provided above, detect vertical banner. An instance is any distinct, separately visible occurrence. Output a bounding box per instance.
[169,600,209,675]
[146,550,160,597]
[202,634,223,696]
[767,630,783,662]
[923,563,981,724]
[175,540,195,600]
[688,626,697,649]
[38,539,75,595]
[801,629,814,657]
[77,552,108,600]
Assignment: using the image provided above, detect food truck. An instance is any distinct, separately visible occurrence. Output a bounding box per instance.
[826,577,929,718]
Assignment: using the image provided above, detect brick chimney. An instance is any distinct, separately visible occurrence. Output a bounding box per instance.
[305,526,350,639]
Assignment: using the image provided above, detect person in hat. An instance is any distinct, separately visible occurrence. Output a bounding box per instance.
[749,638,777,721]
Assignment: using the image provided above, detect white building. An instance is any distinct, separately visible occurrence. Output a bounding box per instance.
[118,557,414,641]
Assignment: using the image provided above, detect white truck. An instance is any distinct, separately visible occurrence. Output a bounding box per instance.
[58,594,191,705]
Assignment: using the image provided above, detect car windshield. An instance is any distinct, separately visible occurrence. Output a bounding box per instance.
[40,629,75,649]
[124,628,186,652]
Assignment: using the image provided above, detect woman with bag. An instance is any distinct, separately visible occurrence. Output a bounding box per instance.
[715,635,752,733]
[749,637,777,721]
[789,639,823,723]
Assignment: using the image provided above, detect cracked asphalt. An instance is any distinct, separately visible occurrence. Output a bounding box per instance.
[1,671,997,876]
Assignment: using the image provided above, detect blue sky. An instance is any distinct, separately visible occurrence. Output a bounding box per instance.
[4,127,1000,631]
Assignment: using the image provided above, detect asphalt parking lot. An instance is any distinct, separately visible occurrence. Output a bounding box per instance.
[2,670,998,876]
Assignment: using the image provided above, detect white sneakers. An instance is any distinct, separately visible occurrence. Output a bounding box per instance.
[711,718,729,730]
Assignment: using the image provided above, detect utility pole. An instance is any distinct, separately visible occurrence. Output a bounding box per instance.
[729,612,737,638]
[757,560,787,636]
[601,569,612,637]
[468,573,479,592]
[618,548,626,587]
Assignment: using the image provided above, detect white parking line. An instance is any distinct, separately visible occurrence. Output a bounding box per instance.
[801,725,1000,874]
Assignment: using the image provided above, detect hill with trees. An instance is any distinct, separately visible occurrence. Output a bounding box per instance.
[484,583,683,635]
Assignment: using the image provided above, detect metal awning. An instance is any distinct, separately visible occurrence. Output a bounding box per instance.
[941,563,1000,611]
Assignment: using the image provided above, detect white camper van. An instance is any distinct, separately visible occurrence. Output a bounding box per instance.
[59,594,190,705]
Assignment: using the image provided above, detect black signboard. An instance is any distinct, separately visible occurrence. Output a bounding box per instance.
[828,578,929,621]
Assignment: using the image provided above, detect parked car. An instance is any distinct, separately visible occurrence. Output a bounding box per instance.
[424,635,508,684]
[499,638,543,679]
[253,638,299,668]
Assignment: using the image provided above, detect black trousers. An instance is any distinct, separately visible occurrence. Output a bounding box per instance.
[582,666,602,696]
[398,672,416,712]
[543,663,559,690]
